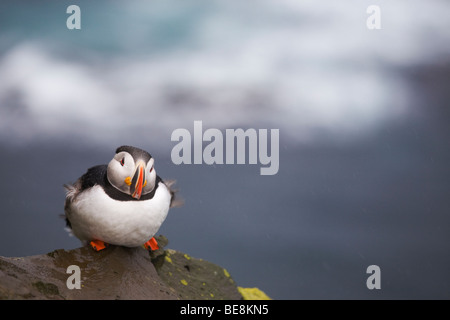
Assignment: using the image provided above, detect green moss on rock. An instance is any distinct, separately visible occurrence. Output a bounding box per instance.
[32,281,60,296]
[150,236,242,300]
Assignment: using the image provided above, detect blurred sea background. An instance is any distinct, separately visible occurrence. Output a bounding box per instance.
[0,0,449,299]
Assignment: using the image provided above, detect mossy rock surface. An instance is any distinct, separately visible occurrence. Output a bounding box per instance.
[0,244,177,300]
[151,236,242,300]
[0,235,244,300]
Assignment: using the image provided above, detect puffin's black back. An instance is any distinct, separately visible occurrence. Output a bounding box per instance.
[79,165,108,190]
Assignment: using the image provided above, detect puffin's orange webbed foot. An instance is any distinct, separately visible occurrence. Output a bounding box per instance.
[90,240,107,251]
[143,237,159,251]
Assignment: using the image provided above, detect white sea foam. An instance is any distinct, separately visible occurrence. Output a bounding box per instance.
[0,0,449,148]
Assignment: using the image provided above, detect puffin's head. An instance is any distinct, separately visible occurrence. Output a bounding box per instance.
[106,146,157,199]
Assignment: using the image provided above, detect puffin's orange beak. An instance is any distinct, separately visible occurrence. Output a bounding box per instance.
[131,162,145,199]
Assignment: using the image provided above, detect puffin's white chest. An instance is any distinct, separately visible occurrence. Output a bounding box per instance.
[67,182,171,247]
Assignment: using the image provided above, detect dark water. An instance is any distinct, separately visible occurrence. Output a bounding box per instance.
[1,92,449,299]
[0,1,449,299]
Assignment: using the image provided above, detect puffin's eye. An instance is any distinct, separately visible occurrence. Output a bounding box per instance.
[149,167,153,173]
[120,158,125,166]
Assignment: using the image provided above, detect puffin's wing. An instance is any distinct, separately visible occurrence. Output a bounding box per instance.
[77,165,108,190]
[63,165,107,204]
[63,179,82,232]
[162,179,184,208]
[63,165,108,229]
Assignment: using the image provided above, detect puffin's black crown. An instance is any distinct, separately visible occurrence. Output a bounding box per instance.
[116,145,152,162]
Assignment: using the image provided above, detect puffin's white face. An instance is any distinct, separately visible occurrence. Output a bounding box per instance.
[106,151,156,199]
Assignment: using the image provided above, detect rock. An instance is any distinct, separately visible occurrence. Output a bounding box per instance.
[150,242,242,300]
[0,235,242,300]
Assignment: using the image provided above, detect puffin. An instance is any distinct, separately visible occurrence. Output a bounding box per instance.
[64,145,177,251]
